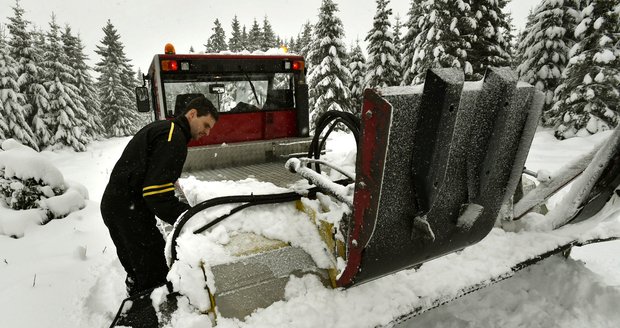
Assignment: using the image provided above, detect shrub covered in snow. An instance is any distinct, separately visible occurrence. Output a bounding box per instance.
[0,139,88,237]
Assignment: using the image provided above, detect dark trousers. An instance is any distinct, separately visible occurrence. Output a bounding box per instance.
[101,190,169,327]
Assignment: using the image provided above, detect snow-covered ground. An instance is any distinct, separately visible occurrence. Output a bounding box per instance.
[1,128,619,328]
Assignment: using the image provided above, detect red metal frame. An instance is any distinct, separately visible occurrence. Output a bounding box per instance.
[336,90,392,287]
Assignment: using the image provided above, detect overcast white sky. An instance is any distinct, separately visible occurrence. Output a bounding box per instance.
[1,0,540,72]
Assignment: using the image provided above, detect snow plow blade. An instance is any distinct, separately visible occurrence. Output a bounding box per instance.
[338,67,545,287]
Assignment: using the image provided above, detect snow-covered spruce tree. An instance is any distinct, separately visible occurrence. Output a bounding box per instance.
[27,27,53,147]
[348,40,367,112]
[514,9,535,71]
[465,0,513,79]
[6,1,50,146]
[247,19,262,52]
[504,13,518,69]
[95,20,142,137]
[516,0,582,114]
[205,19,227,53]
[41,16,89,151]
[298,21,314,61]
[261,16,277,51]
[0,25,38,149]
[547,0,620,139]
[307,0,353,128]
[241,25,249,51]
[287,36,297,53]
[410,0,473,84]
[229,15,243,52]
[393,14,403,71]
[401,0,427,85]
[365,0,401,88]
[62,26,103,141]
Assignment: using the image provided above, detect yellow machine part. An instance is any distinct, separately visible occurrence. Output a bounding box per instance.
[295,200,345,288]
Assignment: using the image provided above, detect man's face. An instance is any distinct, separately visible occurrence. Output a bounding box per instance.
[186,109,216,140]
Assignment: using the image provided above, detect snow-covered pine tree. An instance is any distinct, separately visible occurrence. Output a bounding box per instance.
[1,25,38,149]
[514,9,535,70]
[548,0,620,138]
[247,19,262,52]
[365,0,401,88]
[229,15,243,52]
[298,21,314,62]
[1,27,39,149]
[287,36,297,53]
[465,0,513,79]
[189,45,195,53]
[503,12,518,69]
[41,15,90,151]
[393,14,403,71]
[410,0,472,84]
[61,26,103,141]
[6,1,50,146]
[348,40,367,112]
[401,0,427,85]
[516,0,582,115]
[27,27,53,147]
[95,20,142,137]
[261,16,277,51]
[0,28,12,140]
[307,0,353,128]
[205,19,227,53]
[241,25,249,51]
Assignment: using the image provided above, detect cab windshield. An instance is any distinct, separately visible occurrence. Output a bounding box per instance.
[163,72,295,116]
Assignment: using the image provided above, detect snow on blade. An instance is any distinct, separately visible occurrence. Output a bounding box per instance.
[544,126,620,230]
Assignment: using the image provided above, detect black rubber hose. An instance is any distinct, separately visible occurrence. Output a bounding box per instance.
[170,192,302,262]
[308,111,360,174]
[169,178,352,265]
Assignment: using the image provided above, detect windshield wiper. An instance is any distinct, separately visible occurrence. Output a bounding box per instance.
[239,66,260,105]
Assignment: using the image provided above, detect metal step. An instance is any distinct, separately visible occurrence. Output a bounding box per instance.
[183,137,313,171]
[212,233,330,319]
[182,161,302,188]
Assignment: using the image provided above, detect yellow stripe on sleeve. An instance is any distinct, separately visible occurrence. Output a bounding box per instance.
[143,187,176,197]
[143,183,174,191]
[168,122,175,142]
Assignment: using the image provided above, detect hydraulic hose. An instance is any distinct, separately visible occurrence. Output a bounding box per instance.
[169,178,351,265]
[308,110,360,174]
[170,192,302,262]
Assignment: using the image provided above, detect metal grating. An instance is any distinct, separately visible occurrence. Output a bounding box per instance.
[182,161,303,187]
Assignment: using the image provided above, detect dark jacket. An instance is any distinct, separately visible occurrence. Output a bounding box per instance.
[105,116,192,224]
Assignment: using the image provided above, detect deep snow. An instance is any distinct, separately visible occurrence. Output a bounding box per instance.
[0,128,619,328]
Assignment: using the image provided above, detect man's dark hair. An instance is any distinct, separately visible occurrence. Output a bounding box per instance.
[183,95,219,120]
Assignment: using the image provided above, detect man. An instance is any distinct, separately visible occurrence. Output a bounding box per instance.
[101,95,218,326]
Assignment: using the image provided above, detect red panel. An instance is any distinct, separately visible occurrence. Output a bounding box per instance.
[187,110,298,147]
[188,112,264,146]
[336,89,392,287]
[265,109,297,139]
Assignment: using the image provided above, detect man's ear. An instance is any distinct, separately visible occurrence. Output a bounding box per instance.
[186,108,197,119]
